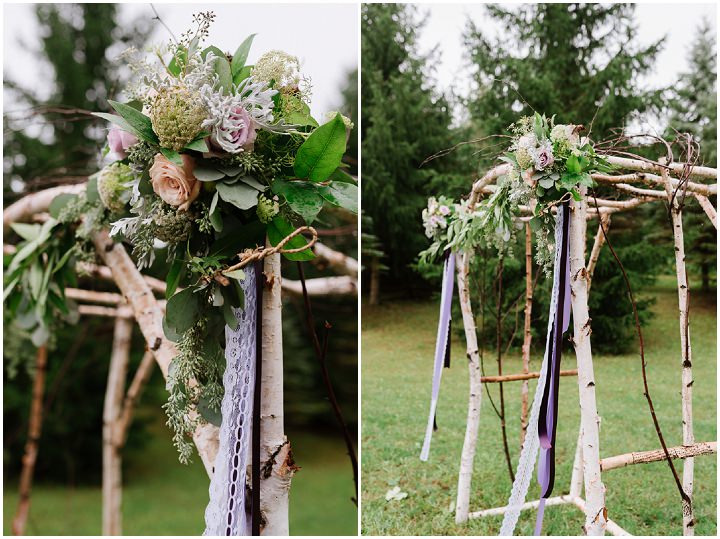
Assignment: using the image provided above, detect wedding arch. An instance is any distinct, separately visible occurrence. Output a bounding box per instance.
[4,12,358,536]
[420,122,717,536]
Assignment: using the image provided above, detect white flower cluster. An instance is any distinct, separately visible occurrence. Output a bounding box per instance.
[515,133,555,171]
[422,196,453,239]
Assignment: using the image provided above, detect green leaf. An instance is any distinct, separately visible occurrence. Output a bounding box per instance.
[284,98,319,127]
[238,176,265,191]
[160,148,183,167]
[221,292,239,330]
[293,114,347,182]
[92,112,137,138]
[184,137,209,153]
[107,100,159,144]
[28,262,43,300]
[231,34,256,76]
[203,46,233,94]
[166,258,185,300]
[233,65,253,86]
[48,193,78,220]
[538,177,554,189]
[267,216,315,261]
[194,167,226,182]
[216,182,259,210]
[272,180,324,223]
[327,168,356,184]
[10,223,41,242]
[318,181,358,214]
[565,154,582,175]
[165,287,203,334]
[168,45,188,77]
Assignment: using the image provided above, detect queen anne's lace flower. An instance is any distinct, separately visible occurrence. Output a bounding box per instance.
[150,86,208,151]
[256,194,279,223]
[253,50,301,89]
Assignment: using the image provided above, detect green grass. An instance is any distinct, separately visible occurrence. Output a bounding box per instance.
[361,276,716,535]
[3,419,357,536]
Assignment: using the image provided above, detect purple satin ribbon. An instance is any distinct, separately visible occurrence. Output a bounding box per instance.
[535,203,571,535]
[420,250,455,461]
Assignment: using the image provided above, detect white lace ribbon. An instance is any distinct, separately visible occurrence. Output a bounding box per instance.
[204,264,258,536]
[499,207,565,536]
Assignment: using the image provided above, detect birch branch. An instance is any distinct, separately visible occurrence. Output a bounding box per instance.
[601,442,716,472]
[11,346,48,537]
[693,194,717,229]
[116,351,156,447]
[312,242,359,278]
[282,276,357,297]
[481,369,577,383]
[2,184,86,234]
[586,214,611,293]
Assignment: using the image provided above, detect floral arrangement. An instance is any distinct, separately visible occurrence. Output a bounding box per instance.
[5,12,357,462]
[420,113,611,271]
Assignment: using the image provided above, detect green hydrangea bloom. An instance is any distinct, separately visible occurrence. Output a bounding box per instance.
[149,86,207,151]
[256,194,279,224]
[153,206,195,243]
[97,162,133,213]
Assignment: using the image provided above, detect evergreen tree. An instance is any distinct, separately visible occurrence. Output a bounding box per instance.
[361,3,465,284]
[3,4,151,201]
[464,3,664,149]
[666,20,717,290]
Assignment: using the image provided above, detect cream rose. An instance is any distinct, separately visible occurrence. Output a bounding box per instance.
[149,153,201,211]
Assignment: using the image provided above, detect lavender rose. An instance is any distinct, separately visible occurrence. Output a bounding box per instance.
[532,141,555,171]
[107,127,138,159]
[149,154,201,211]
[208,106,257,154]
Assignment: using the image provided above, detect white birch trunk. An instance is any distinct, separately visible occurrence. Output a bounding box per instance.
[661,162,695,535]
[455,251,483,524]
[92,231,220,476]
[569,188,607,535]
[102,316,133,536]
[259,250,294,535]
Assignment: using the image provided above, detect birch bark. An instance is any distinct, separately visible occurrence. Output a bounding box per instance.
[455,251,483,524]
[569,187,607,535]
[102,316,133,536]
[661,162,695,536]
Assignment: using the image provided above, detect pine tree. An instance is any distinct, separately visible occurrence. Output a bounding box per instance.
[361,3,464,283]
[666,20,717,290]
[464,3,664,148]
[3,4,151,201]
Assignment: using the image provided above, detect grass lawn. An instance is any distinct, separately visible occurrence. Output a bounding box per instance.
[361,275,716,535]
[3,420,357,536]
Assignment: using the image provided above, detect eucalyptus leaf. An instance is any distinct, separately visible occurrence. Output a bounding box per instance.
[293,114,347,182]
[238,176,265,191]
[198,396,222,426]
[194,167,226,182]
[10,223,41,242]
[216,182,259,210]
[49,193,78,219]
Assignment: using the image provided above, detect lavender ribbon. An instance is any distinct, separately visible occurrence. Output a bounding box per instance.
[420,250,455,461]
[535,203,571,535]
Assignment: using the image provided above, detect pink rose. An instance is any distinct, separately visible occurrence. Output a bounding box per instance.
[209,106,257,154]
[107,127,138,159]
[149,154,201,211]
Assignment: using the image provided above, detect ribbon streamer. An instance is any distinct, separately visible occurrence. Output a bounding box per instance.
[420,250,455,462]
[535,202,571,535]
[204,264,260,536]
[499,205,569,536]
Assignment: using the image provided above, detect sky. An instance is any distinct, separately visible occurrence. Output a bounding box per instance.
[2,2,359,120]
[416,2,717,128]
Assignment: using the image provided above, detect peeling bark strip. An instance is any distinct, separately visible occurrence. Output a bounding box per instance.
[102,316,133,536]
[12,346,48,536]
[601,442,716,472]
[568,187,607,536]
[661,160,696,536]
[455,251,484,524]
